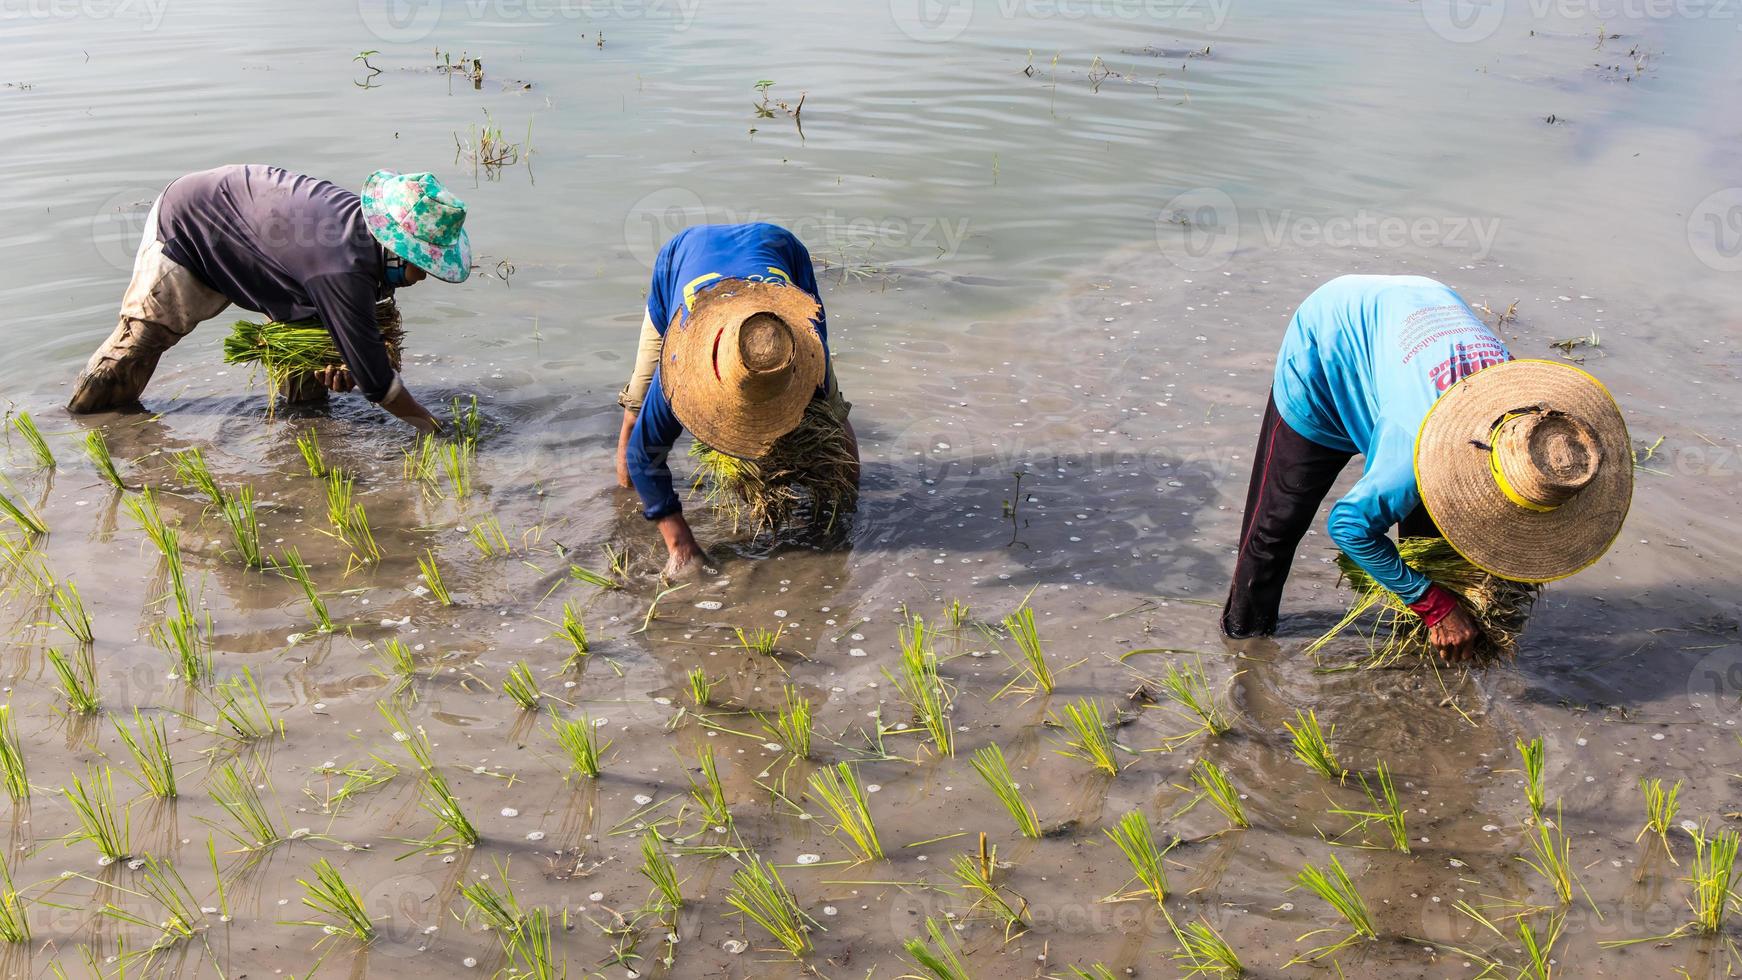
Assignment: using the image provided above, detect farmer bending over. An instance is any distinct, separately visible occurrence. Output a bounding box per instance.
[67,165,470,434]
[1221,274,1632,662]
[615,223,858,580]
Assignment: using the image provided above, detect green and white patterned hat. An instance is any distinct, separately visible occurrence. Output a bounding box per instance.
[360,170,472,283]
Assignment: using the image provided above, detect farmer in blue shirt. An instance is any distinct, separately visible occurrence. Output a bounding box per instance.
[1222,275,1633,662]
[614,223,857,579]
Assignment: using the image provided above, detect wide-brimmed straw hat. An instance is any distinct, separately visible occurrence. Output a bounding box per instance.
[661,279,826,460]
[1415,359,1632,583]
[360,170,472,283]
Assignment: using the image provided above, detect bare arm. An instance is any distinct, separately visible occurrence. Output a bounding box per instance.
[616,408,636,488]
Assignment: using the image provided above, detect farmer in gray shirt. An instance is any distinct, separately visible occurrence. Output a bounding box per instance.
[67,165,472,434]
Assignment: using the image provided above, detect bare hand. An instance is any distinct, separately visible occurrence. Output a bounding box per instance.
[314,365,356,393]
[1429,605,1482,664]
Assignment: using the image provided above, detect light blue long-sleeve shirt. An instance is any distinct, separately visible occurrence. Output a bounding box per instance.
[1273,275,1511,602]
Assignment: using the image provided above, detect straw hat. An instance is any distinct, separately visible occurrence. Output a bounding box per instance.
[661,279,826,460]
[1415,359,1632,583]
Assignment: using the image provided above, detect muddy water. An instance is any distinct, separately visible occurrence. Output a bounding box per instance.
[3,0,1742,977]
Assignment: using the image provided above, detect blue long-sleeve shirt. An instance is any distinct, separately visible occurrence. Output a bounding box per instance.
[627,223,828,520]
[1273,275,1511,602]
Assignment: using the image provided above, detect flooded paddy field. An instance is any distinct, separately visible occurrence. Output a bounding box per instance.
[2,0,1741,977]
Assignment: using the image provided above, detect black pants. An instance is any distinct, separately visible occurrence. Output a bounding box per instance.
[1221,395,1439,638]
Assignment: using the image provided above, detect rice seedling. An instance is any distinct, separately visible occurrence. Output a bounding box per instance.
[403,434,440,487]
[47,577,94,644]
[207,668,282,742]
[313,758,398,812]
[1001,604,1054,693]
[685,667,713,708]
[48,646,100,714]
[1518,803,1580,906]
[1331,762,1408,852]
[412,767,479,851]
[569,563,621,590]
[440,438,474,499]
[0,530,52,595]
[950,852,1026,936]
[970,744,1040,839]
[10,412,53,469]
[1070,967,1117,980]
[1637,777,1683,858]
[639,832,684,912]
[1187,759,1249,830]
[760,685,813,759]
[1291,854,1376,961]
[1104,809,1170,906]
[458,862,524,934]
[151,606,212,686]
[223,304,403,401]
[114,709,176,799]
[170,447,224,505]
[1516,911,1565,980]
[806,763,882,862]
[418,549,453,606]
[1052,698,1120,775]
[688,745,731,827]
[100,854,202,949]
[286,859,374,944]
[0,489,45,537]
[275,546,331,632]
[124,487,171,554]
[63,767,130,862]
[85,430,126,489]
[604,543,631,579]
[502,906,563,980]
[502,662,541,710]
[295,428,326,477]
[902,917,968,980]
[217,484,265,568]
[1157,658,1231,748]
[1167,914,1245,978]
[553,602,589,668]
[944,598,971,630]
[450,395,483,443]
[885,617,953,758]
[1517,736,1546,823]
[323,471,380,564]
[374,638,417,692]
[734,624,784,657]
[208,760,284,850]
[0,706,27,802]
[468,514,511,557]
[0,852,28,944]
[1284,709,1344,782]
[549,712,608,778]
[725,855,812,958]
[1306,538,1539,666]
[1688,825,1740,934]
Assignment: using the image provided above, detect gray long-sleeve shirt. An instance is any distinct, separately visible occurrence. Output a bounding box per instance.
[157,165,399,401]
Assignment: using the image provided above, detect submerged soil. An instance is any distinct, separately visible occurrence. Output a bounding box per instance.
[4,239,1739,979]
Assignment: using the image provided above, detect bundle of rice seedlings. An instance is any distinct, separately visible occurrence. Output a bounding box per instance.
[11,412,54,469]
[222,300,403,403]
[688,400,857,536]
[725,855,814,958]
[1306,538,1539,666]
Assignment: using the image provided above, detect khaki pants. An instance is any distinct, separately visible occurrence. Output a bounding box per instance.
[67,197,232,413]
[617,308,849,421]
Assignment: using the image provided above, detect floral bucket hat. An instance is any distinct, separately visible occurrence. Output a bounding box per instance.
[361,170,472,283]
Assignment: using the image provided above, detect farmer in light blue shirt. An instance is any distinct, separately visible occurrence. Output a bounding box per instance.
[1222,275,1513,661]
[613,223,856,579]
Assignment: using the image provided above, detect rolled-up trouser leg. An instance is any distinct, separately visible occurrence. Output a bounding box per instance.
[1220,394,1353,638]
[68,196,229,413]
